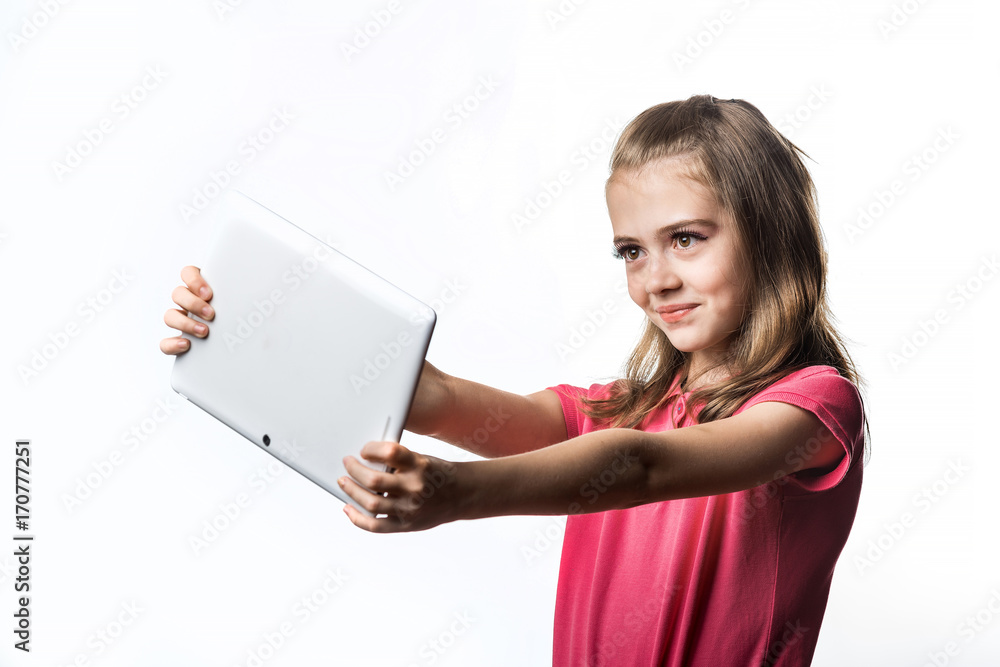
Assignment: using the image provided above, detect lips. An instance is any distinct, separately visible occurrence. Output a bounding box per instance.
[656,303,698,323]
[655,303,699,314]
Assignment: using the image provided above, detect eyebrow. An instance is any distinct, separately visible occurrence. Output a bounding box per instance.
[612,219,718,246]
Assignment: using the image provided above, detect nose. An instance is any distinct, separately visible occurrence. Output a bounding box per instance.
[643,253,681,295]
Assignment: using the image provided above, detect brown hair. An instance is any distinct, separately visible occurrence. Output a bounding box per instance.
[579,94,871,462]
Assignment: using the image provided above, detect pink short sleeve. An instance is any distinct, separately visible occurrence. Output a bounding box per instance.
[544,384,583,440]
[544,382,614,441]
[737,366,865,493]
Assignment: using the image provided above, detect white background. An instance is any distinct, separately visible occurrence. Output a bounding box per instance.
[1,0,998,665]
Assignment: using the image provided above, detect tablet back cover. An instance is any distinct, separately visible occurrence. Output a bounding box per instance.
[170,190,436,517]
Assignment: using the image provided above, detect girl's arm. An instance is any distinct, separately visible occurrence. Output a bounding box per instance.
[339,399,845,532]
[403,360,568,458]
[160,266,567,459]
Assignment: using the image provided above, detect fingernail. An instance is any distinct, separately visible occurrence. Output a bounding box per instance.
[194,323,207,335]
[199,286,210,299]
[201,305,214,318]
[338,477,345,487]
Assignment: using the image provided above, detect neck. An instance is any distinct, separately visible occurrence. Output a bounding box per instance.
[681,364,732,392]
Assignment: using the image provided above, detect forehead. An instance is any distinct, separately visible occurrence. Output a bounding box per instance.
[607,161,725,231]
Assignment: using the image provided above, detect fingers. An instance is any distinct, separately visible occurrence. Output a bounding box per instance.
[339,442,425,526]
[171,285,215,321]
[360,440,417,471]
[342,453,413,496]
[160,304,209,356]
[339,445,460,534]
[159,336,191,356]
[164,308,209,338]
[161,266,214,356]
[160,306,207,356]
[172,266,214,320]
[338,474,396,519]
[181,265,213,302]
[341,504,400,533]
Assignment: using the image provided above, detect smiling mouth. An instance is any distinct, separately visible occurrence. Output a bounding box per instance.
[658,305,697,323]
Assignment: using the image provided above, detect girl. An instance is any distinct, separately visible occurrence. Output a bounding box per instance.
[161,94,869,666]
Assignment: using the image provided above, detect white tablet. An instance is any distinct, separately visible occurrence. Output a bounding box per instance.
[170,189,436,517]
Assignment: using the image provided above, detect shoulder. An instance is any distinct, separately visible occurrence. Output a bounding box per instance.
[740,365,862,416]
[543,379,624,440]
[545,379,620,403]
[737,364,866,471]
[758,364,854,390]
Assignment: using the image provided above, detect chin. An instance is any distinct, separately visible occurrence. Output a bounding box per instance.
[657,330,700,352]
[667,340,701,353]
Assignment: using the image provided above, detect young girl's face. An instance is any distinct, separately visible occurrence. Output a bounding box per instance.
[607,158,751,376]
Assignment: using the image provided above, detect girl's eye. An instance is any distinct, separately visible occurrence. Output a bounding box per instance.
[611,244,642,261]
[611,230,706,262]
[672,229,706,249]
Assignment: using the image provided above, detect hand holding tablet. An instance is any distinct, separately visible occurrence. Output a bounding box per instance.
[163,190,436,518]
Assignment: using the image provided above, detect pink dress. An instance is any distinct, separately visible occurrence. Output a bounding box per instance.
[545,365,865,666]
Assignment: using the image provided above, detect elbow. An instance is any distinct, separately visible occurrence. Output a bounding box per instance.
[628,430,678,507]
[605,430,664,510]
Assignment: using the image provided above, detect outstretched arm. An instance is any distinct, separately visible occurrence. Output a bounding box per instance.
[159,265,567,459]
[339,399,845,533]
[404,362,568,458]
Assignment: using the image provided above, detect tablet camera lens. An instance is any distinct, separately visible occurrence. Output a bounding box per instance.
[263,434,270,446]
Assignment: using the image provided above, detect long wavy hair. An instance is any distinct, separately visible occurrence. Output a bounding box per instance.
[579,94,871,462]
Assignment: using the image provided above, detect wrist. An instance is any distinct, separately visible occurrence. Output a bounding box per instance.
[405,361,451,437]
[453,458,504,522]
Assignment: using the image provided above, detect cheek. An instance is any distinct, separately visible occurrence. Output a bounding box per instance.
[626,275,645,305]
[712,279,747,322]
[701,268,742,309]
